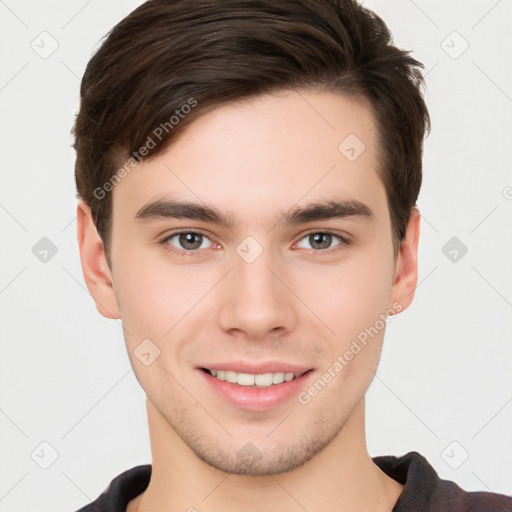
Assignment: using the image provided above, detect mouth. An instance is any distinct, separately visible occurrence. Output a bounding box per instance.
[198,366,315,412]
[200,368,309,388]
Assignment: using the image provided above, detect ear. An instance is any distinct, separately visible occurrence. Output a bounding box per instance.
[388,206,421,313]
[76,200,120,319]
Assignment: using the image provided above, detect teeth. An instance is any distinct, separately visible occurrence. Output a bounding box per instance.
[207,369,300,387]
[225,370,237,383]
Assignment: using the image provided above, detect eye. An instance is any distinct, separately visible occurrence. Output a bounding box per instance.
[161,230,214,253]
[295,231,348,252]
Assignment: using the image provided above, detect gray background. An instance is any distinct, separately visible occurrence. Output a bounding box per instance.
[0,0,511,510]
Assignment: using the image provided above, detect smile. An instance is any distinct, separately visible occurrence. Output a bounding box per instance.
[202,368,304,387]
[198,367,315,412]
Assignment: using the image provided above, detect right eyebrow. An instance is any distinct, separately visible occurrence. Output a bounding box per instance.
[134,198,236,228]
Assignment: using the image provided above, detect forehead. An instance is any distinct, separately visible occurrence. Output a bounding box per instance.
[112,89,387,226]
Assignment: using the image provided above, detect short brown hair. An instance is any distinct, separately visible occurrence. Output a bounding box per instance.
[73,0,430,265]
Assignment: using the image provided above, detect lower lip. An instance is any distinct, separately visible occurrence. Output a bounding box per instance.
[198,369,314,412]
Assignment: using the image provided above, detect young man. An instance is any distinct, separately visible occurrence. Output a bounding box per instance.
[72,1,512,511]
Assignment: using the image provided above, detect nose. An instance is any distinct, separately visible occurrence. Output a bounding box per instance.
[217,246,298,341]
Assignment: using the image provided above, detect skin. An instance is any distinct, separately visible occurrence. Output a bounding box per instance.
[77,89,420,512]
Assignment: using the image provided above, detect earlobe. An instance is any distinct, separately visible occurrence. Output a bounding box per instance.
[388,206,421,313]
[76,200,121,319]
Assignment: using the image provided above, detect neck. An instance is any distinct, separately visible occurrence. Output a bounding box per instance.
[129,398,403,512]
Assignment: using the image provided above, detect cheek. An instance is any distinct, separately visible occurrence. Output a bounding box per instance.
[308,259,392,404]
[302,247,393,342]
[111,245,200,338]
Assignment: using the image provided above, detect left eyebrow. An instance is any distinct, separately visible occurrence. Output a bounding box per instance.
[279,198,375,226]
[134,197,375,228]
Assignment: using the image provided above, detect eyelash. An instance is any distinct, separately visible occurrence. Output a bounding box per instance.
[159,229,350,256]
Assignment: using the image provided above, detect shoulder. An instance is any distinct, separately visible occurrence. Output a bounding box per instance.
[73,465,152,512]
[373,451,512,512]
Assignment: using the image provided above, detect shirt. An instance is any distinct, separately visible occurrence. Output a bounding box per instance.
[74,451,512,512]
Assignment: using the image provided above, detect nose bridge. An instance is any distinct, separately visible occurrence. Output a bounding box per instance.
[234,234,284,304]
[217,234,297,338]
[235,247,278,296]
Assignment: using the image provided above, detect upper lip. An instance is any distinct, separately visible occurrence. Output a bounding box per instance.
[199,362,313,375]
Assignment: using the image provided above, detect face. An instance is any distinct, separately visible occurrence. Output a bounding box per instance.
[78,89,419,476]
